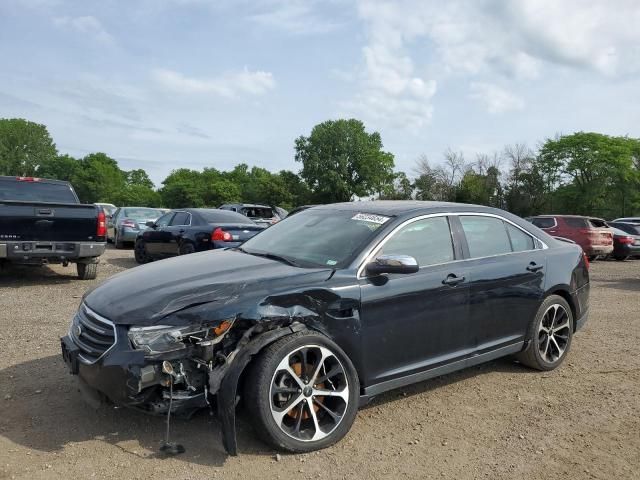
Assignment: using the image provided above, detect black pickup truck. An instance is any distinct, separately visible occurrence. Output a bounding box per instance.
[0,176,106,279]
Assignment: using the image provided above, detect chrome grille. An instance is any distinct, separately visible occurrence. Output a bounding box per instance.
[70,304,116,364]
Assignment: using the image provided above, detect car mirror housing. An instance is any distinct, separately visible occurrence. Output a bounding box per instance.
[366,254,419,275]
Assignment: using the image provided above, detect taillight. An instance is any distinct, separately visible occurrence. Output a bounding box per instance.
[16,176,40,182]
[582,252,590,270]
[97,210,107,237]
[618,236,634,245]
[121,219,137,229]
[212,227,232,242]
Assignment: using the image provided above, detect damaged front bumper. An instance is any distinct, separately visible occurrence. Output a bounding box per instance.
[60,334,209,416]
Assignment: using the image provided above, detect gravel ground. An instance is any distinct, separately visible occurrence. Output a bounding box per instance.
[0,247,638,480]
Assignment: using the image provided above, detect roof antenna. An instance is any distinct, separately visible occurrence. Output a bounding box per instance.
[159,361,185,455]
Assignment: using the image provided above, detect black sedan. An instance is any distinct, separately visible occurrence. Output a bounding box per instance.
[608,223,640,260]
[133,208,263,263]
[61,201,590,456]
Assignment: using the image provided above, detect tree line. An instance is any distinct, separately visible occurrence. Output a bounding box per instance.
[1,117,639,218]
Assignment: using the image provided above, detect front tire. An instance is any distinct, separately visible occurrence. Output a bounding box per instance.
[245,331,359,453]
[516,295,573,371]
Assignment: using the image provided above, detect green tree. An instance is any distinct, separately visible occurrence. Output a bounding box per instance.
[0,118,57,176]
[295,119,395,203]
[38,154,80,181]
[71,153,127,203]
[538,132,637,216]
[160,169,206,208]
[380,171,413,200]
[126,169,154,189]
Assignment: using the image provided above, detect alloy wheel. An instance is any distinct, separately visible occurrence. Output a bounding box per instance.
[538,304,571,363]
[269,345,349,442]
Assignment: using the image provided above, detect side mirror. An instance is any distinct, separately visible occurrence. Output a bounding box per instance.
[145,221,156,228]
[366,254,419,275]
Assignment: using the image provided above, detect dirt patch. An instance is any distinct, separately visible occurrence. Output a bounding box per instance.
[0,249,638,479]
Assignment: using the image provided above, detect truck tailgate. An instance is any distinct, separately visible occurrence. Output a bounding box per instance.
[0,201,99,242]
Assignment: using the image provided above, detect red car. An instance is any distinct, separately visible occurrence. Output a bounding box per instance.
[528,215,613,260]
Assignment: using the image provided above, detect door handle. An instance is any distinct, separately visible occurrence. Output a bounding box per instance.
[442,274,465,286]
[526,262,544,272]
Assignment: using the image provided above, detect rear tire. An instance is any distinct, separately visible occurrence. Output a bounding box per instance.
[244,331,359,453]
[134,240,151,264]
[179,242,195,255]
[516,295,573,371]
[614,255,629,261]
[76,262,97,280]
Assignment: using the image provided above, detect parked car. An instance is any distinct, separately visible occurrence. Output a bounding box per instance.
[62,201,589,455]
[95,202,117,217]
[0,176,106,279]
[608,224,640,261]
[611,217,640,224]
[133,208,263,263]
[219,203,280,227]
[527,215,613,260]
[107,207,163,248]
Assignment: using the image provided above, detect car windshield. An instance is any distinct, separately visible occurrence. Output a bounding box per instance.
[240,209,390,268]
[123,208,161,220]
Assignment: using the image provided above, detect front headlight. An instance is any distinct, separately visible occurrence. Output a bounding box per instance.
[128,319,234,355]
[128,325,194,354]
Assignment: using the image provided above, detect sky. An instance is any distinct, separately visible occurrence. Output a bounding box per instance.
[1,0,639,185]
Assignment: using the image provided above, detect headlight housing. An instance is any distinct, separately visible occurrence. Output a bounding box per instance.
[128,319,233,355]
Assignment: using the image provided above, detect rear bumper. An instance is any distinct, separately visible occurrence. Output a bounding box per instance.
[119,229,141,242]
[0,241,105,263]
[613,244,640,257]
[584,245,613,256]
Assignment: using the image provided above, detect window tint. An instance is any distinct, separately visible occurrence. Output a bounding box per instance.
[0,179,78,203]
[155,212,174,227]
[460,216,512,258]
[506,223,535,252]
[612,223,640,235]
[530,217,555,229]
[241,207,274,219]
[588,218,607,228]
[170,212,190,226]
[381,216,454,267]
[564,217,588,228]
[123,208,161,220]
[198,209,255,223]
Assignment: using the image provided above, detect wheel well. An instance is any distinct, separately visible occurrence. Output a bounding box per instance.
[548,289,577,331]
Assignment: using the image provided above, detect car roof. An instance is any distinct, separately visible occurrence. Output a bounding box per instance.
[531,214,605,220]
[311,200,485,216]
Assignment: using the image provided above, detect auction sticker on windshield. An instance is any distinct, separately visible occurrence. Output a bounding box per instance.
[351,213,390,224]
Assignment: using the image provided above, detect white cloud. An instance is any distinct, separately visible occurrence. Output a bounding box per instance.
[469,83,524,114]
[248,0,344,34]
[53,15,114,45]
[345,0,640,129]
[152,68,276,97]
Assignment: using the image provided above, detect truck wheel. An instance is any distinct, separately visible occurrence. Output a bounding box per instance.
[244,331,359,453]
[77,262,98,280]
[114,230,124,249]
[516,295,573,371]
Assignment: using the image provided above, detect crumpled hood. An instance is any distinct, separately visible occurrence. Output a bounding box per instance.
[84,249,333,326]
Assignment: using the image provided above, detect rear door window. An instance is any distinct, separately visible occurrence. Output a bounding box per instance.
[155,212,175,227]
[564,217,588,228]
[530,217,556,229]
[460,216,512,258]
[170,212,190,226]
[588,218,607,228]
[506,223,535,252]
[381,216,455,267]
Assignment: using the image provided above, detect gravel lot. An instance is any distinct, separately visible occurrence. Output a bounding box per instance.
[0,247,638,479]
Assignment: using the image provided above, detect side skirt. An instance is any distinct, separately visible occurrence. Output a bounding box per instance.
[360,342,524,404]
